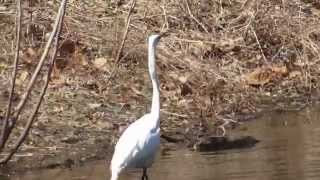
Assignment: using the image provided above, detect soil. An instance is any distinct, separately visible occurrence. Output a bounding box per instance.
[0,0,320,173]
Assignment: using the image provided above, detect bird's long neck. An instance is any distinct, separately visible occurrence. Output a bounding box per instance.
[148,39,160,127]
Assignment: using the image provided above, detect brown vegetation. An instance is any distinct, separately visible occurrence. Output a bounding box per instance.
[0,0,320,170]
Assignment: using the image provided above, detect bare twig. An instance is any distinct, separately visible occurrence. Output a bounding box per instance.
[216,116,241,136]
[160,0,169,32]
[251,26,268,64]
[0,0,67,164]
[4,0,70,143]
[115,0,136,63]
[160,109,188,118]
[106,0,136,85]
[184,0,209,33]
[0,0,22,152]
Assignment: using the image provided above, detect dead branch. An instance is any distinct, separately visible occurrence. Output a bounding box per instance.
[106,0,136,85]
[0,0,68,164]
[216,116,242,136]
[0,0,22,152]
[3,0,69,144]
[251,26,268,64]
[115,0,136,63]
[184,0,209,33]
[160,0,169,32]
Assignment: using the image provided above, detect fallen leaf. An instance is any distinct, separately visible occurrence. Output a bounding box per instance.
[54,39,88,74]
[53,106,64,113]
[289,70,302,78]
[95,120,113,130]
[21,48,38,65]
[271,66,288,75]
[244,67,272,85]
[178,76,188,83]
[93,57,112,72]
[0,62,7,72]
[60,39,76,56]
[16,71,29,86]
[88,103,102,109]
[73,46,89,66]
[244,65,288,86]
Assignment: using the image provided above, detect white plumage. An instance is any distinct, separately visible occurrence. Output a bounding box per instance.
[110,34,162,180]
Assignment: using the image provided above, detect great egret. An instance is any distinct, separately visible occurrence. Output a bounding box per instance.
[110,34,162,180]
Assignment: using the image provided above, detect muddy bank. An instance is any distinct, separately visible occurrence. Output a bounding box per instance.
[0,0,320,172]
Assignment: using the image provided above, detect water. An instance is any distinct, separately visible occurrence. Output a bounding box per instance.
[8,105,320,180]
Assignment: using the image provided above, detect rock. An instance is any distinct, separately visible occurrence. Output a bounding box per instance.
[193,136,259,152]
[93,57,111,72]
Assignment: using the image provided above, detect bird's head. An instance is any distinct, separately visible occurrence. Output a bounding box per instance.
[148,34,162,46]
[148,32,169,46]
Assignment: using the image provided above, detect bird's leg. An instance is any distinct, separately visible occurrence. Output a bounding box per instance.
[141,168,148,180]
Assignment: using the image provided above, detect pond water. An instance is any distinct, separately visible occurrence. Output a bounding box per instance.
[8,105,320,180]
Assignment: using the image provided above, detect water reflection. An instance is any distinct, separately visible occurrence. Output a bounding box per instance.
[10,105,320,180]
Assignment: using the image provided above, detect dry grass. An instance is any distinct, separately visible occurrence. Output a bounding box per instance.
[0,0,320,167]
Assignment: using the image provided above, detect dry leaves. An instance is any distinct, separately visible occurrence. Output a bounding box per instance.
[88,103,102,109]
[0,62,7,73]
[53,39,89,77]
[244,65,288,86]
[93,57,112,72]
[289,71,302,78]
[16,71,29,86]
[21,48,39,65]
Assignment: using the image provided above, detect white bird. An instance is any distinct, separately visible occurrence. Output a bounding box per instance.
[110,34,162,180]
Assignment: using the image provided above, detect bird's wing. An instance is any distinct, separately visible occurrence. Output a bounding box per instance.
[111,114,150,170]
